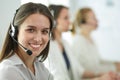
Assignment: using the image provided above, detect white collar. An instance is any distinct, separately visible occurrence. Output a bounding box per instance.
[7,52,40,67]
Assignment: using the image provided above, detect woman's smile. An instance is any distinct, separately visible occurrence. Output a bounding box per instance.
[29,43,42,50]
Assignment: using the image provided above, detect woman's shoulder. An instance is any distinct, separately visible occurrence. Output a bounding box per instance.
[0,54,23,73]
[37,61,50,72]
[0,58,17,72]
[0,58,13,66]
[37,61,54,79]
[0,59,22,79]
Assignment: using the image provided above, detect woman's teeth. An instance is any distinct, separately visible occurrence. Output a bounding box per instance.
[30,44,40,48]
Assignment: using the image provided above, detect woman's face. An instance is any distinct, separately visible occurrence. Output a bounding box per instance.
[17,13,50,57]
[56,8,70,32]
[86,11,98,30]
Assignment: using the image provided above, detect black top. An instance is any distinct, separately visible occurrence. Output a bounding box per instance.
[62,48,71,70]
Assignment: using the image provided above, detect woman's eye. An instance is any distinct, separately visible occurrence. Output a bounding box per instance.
[28,29,34,33]
[42,30,49,34]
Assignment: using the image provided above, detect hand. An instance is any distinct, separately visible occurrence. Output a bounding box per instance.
[91,72,114,80]
[115,62,120,72]
[92,72,120,80]
[99,72,118,80]
[107,71,120,80]
[100,73,113,80]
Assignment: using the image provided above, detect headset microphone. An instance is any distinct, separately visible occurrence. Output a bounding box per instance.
[9,24,32,55]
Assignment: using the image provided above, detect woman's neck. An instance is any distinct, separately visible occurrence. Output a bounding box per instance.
[15,47,35,74]
[80,29,90,38]
[80,26,94,44]
[55,28,62,42]
[54,28,64,51]
[80,24,91,38]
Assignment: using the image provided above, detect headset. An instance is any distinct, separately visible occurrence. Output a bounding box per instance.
[9,23,33,55]
[50,9,56,28]
[9,8,32,55]
[81,19,86,24]
[80,15,86,24]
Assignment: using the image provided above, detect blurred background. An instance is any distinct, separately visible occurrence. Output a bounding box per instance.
[0,0,120,62]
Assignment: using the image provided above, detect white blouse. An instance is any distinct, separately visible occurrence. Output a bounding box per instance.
[44,40,85,80]
[72,34,116,74]
[0,54,53,80]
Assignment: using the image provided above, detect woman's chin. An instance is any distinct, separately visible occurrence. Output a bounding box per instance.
[31,51,41,57]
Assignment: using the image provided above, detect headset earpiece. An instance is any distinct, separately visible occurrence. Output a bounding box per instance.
[50,9,57,28]
[80,17,86,24]
[10,23,18,39]
[10,24,15,37]
[53,20,56,27]
[81,19,86,24]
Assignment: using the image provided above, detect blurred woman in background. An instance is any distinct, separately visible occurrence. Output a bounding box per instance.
[72,7,120,76]
[44,4,84,80]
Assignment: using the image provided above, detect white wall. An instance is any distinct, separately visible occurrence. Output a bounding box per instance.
[21,0,49,6]
[0,0,21,50]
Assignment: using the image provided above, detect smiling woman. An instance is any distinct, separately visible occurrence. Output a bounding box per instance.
[0,2,54,80]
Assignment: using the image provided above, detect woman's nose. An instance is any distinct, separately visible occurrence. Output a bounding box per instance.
[34,32,42,43]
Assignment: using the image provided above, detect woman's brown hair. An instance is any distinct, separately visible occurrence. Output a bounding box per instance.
[48,4,68,40]
[0,2,53,62]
